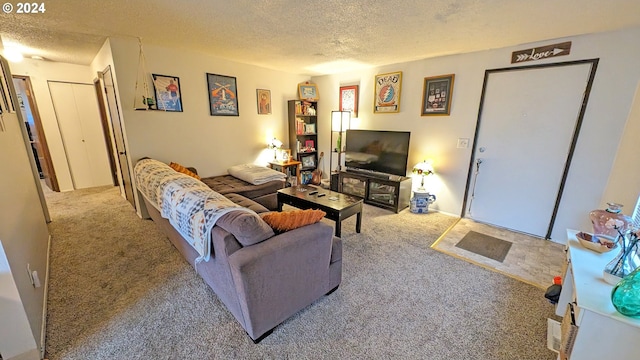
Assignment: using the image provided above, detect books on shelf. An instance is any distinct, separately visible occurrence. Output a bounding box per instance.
[295,101,315,116]
[296,118,305,135]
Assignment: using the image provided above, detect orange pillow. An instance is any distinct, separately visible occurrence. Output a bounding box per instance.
[169,162,201,180]
[261,209,326,232]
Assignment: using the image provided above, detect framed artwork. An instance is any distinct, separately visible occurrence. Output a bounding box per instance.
[374,71,402,113]
[421,74,455,116]
[339,85,359,117]
[304,123,316,134]
[207,73,239,116]
[256,89,271,114]
[304,140,315,149]
[152,74,183,112]
[298,83,319,101]
[300,153,316,168]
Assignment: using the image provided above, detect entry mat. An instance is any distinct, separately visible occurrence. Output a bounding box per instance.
[455,230,513,262]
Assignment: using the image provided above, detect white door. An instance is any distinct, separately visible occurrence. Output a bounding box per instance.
[49,82,113,189]
[467,63,592,237]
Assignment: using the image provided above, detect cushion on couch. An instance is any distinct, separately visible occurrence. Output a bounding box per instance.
[225,193,269,213]
[216,210,275,246]
[260,209,326,232]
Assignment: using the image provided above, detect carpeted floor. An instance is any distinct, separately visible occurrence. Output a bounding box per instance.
[44,185,558,359]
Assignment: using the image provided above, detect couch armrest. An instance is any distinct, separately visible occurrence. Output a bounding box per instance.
[227,222,335,340]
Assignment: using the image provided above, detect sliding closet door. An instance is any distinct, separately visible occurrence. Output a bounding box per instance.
[49,82,113,189]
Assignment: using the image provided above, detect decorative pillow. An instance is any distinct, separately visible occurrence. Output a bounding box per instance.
[169,162,201,180]
[216,210,274,246]
[260,209,326,232]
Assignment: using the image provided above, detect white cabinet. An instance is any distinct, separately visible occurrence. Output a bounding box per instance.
[555,230,640,359]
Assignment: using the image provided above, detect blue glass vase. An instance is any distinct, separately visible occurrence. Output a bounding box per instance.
[611,266,640,317]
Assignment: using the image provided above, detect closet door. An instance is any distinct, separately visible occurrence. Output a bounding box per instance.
[49,82,112,189]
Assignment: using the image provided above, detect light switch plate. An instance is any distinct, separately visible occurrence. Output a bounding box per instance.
[457,138,470,148]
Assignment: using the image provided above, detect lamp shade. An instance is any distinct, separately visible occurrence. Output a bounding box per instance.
[331,111,351,132]
[269,138,282,149]
[412,160,434,176]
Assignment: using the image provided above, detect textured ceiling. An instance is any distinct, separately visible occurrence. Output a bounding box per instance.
[1,0,640,75]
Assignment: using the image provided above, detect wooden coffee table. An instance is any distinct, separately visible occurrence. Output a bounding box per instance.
[277,185,363,237]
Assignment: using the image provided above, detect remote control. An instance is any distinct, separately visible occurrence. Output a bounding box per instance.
[317,193,326,197]
[308,191,318,195]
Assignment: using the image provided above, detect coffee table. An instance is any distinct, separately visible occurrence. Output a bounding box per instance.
[277,185,362,237]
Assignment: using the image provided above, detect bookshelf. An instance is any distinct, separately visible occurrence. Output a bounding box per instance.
[287,100,318,184]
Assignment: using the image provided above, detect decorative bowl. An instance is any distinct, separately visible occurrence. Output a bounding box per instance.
[576,232,617,253]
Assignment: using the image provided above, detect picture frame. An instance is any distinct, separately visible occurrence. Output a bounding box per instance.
[304,123,316,134]
[152,74,183,112]
[339,85,359,118]
[298,83,319,101]
[300,153,316,168]
[256,89,271,114]
[421,74,455,116]
[304,140,315,149]
[281,149,291,161]
[207,73,239,116]
[374,71,402,113]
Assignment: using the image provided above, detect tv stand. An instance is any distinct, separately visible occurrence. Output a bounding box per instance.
[338,171,411,213]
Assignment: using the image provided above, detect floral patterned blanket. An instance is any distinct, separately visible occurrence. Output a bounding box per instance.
[134,158,253,264]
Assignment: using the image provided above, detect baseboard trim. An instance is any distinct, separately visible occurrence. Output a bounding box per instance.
[39,234,52,359]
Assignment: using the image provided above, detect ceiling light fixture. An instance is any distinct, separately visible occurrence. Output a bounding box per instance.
[4,48,24,62]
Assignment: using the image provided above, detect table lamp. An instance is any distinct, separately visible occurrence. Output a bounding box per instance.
[412,160,434,191]
[268,138,283,160]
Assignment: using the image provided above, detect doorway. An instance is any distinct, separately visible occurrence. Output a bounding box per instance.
[12,75,59,191]
[464,59,599,239]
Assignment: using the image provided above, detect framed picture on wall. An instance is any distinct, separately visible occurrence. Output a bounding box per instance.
[152,74,183,112]
[340,85,359,118]
[374,71,402,113]
[256,89,271,114]
[207,73,239,116]
[421,74,455,116]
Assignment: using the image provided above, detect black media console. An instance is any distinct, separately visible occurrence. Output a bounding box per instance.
[338,170,412,213]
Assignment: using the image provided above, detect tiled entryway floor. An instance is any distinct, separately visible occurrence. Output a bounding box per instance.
[432,218,566,289]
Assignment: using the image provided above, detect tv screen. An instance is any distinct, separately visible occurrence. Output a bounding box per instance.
[345,130,411,177]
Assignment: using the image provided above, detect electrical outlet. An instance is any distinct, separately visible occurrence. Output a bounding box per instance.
[457,138,470,149]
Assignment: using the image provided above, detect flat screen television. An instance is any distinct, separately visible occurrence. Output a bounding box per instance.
[344,130,411,177]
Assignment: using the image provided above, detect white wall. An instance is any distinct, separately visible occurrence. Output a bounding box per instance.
[601,80,640,215]
[312,27,640,242]
[106,37,308,214]
[9,59,100,192]
[0,57,49,358]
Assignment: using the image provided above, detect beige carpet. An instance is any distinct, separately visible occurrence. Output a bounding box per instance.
[44,186,558,359]
[432,218,566,289]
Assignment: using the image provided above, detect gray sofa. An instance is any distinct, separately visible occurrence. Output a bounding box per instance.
[140,185,342,343]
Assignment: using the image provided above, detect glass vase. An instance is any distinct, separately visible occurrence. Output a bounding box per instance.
[611,266,640,317]
[589,202,630,241]
[603,232,640,285]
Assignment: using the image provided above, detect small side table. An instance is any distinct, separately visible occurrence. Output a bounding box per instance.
[269,160,301,186]
[410,190,436,214]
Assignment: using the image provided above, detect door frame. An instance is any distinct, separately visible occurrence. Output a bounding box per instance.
[12,75,59,192]
[94,77,118,186]
[461,58,599,239]
[101,65,135,209]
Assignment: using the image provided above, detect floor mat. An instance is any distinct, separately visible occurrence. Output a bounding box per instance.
[455,230,512,262]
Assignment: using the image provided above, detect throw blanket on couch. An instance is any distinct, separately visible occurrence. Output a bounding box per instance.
[228,163,287,185]
[135,159,253,264]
